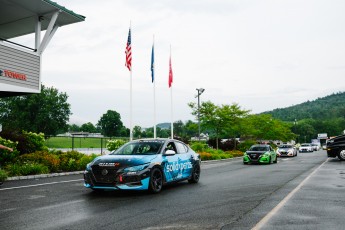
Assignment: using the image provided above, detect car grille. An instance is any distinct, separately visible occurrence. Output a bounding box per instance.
[91,165,119,184]
[249,154,259,159]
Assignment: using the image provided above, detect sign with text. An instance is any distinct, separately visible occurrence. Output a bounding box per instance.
[317,133,328,139]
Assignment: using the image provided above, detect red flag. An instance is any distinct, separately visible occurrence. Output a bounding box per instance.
[125,28,132,71]
[168,56,173,87]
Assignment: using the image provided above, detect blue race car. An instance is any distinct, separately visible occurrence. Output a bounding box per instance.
[84,138,201,193]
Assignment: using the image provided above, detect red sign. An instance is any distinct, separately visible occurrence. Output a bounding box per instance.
[0,69,27,81]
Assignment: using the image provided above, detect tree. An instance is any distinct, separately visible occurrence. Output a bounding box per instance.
[0,85,71,136]
[133,125,142,138]
[188,101,249,149]
[242,114,295,142]
[80,122,97,133]
[184,120,198,138]
[68,124,81,132]
[97,110,124,137]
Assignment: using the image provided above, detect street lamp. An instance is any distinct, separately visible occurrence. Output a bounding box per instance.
[293,119,298,143]
[196,88,205,140]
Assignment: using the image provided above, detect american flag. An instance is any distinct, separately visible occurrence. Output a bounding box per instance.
[168,56,173,87]
[125,28,132,71]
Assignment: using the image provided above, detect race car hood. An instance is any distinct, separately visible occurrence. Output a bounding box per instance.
[91,154,158,168]
[246,151,266,156]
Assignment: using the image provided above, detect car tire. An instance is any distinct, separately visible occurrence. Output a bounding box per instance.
[338,149,345,161]
[149,167,163,193]
[268,157,272,164]
[273,156,277,163]
[188,164,201,184]
[243,162,248,165]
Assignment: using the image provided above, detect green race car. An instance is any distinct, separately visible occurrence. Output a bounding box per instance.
[243,144,277,164]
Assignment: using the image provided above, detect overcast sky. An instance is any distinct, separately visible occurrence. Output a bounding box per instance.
[15,0,345,128]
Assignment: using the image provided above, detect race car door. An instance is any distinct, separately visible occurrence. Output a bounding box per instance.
[163,141,179,182]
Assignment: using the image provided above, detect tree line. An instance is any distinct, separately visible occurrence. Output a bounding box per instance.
[0,84,308,145]
[264,91,345,139]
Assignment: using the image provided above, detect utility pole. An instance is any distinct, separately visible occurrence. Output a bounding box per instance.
[196,88,205,141]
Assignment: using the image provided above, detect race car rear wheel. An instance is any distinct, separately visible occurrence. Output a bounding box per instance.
[338,149,345,161]
[149,167,163,193]
[188,164,200,184]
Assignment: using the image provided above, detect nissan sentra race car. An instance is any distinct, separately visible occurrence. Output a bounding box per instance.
[243,144,278,164]
[84,139,201,193]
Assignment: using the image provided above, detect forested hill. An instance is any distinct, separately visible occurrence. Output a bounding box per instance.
[263,92,345,121]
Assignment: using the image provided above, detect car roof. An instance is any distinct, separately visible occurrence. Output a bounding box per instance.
[252,144,270,147]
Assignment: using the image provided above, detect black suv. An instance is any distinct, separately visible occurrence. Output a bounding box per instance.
[327,134,345,161]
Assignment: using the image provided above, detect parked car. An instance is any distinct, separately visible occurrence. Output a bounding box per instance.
[276,144,297,157]
[311,143,320,151]
[326,134,345,161]
[299,143,313,152]
[243,144,277,164]
[84,139,201,193]
[322,144,327,150]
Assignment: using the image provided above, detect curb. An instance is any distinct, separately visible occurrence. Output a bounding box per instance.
[6,157,243,181]
[6,171,84,181]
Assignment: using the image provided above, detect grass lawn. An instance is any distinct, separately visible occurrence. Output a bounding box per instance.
[45,137,114,149]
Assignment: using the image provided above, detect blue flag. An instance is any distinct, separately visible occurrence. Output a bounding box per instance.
[151,44,154,83]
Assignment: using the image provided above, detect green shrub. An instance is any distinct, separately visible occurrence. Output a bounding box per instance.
[0,169,8,182]
[106,139,126,151]
[0,137,19,164]
[79,154,98,169]
[227,150,243,157]
[22,131,48,152]
[0,130,47,155]
[199,152,212,161]
[5,163,49,176]
[190,142,208,152]
[18,151,60,172]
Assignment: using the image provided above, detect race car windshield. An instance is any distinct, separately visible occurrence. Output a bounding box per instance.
[111,141,164,155]
[280,145,292,148]
[249,146,269,151]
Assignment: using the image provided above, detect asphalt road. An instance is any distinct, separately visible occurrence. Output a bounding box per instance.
[0,150,344,230]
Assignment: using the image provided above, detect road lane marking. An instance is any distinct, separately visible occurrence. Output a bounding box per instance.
[0,179,84,191]
[252,158,329,230]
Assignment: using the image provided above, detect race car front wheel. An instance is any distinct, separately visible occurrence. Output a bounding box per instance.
[149,168,163,193]
[338,149,345,161]
[188,164,200,184]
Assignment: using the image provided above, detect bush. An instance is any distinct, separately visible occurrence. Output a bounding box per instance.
[18,151,60,172]
[79,154,98,169]
[5,163,49,176]
[190,142,208,152]
[55,151,99,171]
[106,139,126,151]
[226,150,243,157]
[0,137,19,164]
[0,169,8,182]
[0,130,47,155]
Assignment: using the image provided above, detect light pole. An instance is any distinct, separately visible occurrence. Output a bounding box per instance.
[293,119,298,143]
[196,88,205,140]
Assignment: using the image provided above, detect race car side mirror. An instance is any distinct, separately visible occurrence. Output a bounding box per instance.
[164,150,176,156]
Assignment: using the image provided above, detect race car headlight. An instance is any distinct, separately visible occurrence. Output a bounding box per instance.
[86,163,92,171]
[288,150,293,154]
[124,163,150,173]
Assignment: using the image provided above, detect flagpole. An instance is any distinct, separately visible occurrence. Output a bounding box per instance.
[152,35,157,139]
[130,67,133,141]
[170,85,173,139]
[169,45,174,139]
[125,21,133,141]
